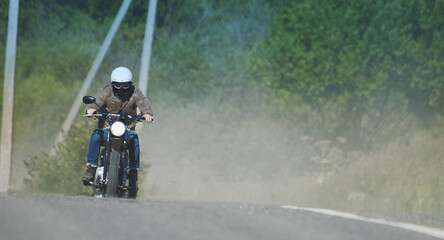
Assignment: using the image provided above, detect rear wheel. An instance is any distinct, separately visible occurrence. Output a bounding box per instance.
[106,151,120,197]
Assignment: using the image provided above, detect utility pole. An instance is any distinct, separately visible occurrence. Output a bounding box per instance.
[139,0,158,95]
[50,0,132,155]
[0,0,19,192]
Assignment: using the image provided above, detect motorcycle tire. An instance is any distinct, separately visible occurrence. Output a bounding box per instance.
[106,151,120,197]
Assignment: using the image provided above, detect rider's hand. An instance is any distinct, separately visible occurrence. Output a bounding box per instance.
[143,114,153,123]
[86,108,97,115]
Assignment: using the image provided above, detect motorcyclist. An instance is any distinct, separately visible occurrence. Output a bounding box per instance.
[81,66,153,198]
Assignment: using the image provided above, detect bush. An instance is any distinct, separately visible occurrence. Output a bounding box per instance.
[249,0,444,150]
[26,119,92,195]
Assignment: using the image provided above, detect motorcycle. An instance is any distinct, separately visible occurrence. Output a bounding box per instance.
[81,96,146,198]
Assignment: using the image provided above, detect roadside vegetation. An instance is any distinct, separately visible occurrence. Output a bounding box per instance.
[1,0,443,215]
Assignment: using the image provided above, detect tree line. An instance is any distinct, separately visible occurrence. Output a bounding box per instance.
[0,0,443,202]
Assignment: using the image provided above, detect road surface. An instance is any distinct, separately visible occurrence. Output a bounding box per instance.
[1,193,443,240]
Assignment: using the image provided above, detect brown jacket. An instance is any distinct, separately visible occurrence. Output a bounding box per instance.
[86,84,153,129]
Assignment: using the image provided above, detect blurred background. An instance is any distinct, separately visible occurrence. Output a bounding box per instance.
[1,0,444,215]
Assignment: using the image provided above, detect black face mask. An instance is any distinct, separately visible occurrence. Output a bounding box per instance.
[112,85,134,101]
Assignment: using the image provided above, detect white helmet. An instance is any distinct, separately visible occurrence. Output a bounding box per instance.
[110,66,133,83]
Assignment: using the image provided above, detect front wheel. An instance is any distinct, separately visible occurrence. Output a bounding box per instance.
[106,151,120,197]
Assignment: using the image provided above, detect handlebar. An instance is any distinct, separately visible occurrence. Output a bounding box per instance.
[83,113,149,123]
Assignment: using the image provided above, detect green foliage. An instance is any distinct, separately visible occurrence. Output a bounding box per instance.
[26,119,93,195]
[250,0,444,149]
[314,132,444,215]
[149,0,275,102]
[9,0,110,161]
[2,0,442,215]
[18,0,275,194]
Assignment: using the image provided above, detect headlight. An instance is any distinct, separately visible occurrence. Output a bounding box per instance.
[110,121,126,137]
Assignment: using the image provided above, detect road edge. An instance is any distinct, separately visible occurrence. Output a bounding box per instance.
[282,205,444,239]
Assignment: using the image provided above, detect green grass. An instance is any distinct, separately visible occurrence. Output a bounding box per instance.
[307,132,444,216]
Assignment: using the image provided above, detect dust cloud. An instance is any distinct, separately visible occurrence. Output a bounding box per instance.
[138,93,318,205]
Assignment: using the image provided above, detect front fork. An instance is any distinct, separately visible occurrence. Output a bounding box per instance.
[95,130,113,187]
[103,130,112,182]
[120,132,130,187]
[96,130,130,193]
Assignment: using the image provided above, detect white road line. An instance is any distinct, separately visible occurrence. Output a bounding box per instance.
[282,206,444,239]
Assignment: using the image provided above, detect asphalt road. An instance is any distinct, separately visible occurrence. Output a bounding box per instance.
[1,193,443,240]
